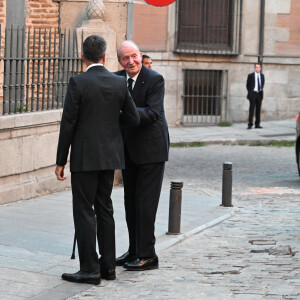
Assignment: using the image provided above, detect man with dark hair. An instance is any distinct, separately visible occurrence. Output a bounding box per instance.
[55,35,139,285]
[142,54,153,69]
[246,63,265,129]
[115,40,169,271]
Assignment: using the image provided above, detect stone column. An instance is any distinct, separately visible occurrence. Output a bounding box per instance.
[76,0,118,72]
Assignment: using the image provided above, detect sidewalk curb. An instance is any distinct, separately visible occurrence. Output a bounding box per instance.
[156,208,237,254]
[170,138,294,147]
[112,209,237,281]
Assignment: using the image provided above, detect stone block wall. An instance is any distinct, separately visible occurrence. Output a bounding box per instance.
[0,110,123,204]
[141,0,300,125]
[0,114,124,204]
[59,0,128,70]
[0,110,70,204]
[0,0,5,26]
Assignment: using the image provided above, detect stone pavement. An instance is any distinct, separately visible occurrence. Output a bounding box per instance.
[0,119,296,299]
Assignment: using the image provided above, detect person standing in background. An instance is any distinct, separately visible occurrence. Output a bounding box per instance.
[142,54,153,69]
[246,63,265,129]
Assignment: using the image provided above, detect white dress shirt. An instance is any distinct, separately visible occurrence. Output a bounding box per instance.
[254,72,261,92]
[126,72,139,90]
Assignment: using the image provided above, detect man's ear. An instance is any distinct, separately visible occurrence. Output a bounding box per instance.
[102,54,106,65]
[82,53,86,62]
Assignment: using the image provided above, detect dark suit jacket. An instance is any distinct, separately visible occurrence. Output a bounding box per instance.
[116,65,169,164]
[246,72,265,100]
[56,65,140,172]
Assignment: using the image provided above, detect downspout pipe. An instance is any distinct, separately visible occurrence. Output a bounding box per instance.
[258,0,265,64]
[127,0,134,40]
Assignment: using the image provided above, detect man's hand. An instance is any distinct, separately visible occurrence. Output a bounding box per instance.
[55,165,66,181]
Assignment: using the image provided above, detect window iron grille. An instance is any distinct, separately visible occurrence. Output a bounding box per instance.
[175,0,242,55]
[0,26,84,115]
[182,69,228,125]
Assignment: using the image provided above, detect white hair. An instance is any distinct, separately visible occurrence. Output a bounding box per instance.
[117,40,140,59]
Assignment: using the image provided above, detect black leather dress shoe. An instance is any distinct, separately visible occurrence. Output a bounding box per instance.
[123,256,159,271]
[116,251,137,266]
[61,270,101,285]
[100,269,116,280]
[247,125,252,130]
[255,125,263,129]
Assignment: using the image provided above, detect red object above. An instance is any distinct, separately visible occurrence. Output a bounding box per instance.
[145,0,176,6]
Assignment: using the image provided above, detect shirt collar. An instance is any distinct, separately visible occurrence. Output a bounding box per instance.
[126,71,140,82]
[86,63,104,71]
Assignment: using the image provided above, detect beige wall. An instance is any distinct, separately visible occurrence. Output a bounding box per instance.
[0,110,121,204]
[0,110,70,204]
[0,0,127,204]
[142,0,300,125]
[59,0,127,71]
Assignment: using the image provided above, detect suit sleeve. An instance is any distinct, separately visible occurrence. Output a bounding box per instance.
[136,75,165,126]
[246,74,251,92]
[121,81,140,126]
[56,77,80,166]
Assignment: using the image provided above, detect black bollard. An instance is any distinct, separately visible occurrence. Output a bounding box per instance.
[222,162,233,207]
[167,181,183,235]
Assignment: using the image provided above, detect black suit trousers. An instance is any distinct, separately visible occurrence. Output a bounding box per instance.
[248,92,263,127]
[71,170,115,273]
[122,148,165,258]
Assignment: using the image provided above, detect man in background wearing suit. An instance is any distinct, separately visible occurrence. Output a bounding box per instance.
[142,54,153,69]
[115,40,169,271]
[246,63,265,129]
[55,35,139,285]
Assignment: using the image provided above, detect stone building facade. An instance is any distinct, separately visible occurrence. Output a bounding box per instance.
[133,0,300,126]
[0,0,127,204]
[1,0,299,204]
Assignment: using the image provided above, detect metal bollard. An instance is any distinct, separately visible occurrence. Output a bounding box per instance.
[167,181,183,235]
[222,162,233,207]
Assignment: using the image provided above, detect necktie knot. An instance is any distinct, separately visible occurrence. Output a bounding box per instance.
[128,78,133,94]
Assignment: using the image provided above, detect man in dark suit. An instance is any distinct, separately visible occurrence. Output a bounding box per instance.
[115,40,169,271]
[246,63,265,129]
[55,35,139,285]
[142,54,153,69]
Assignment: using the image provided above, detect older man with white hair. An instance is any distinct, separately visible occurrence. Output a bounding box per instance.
[115,40,169,271]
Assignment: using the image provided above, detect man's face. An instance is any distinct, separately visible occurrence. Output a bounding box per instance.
[255,64,261,73]
[118,43,142,77]
[143,58,152,69]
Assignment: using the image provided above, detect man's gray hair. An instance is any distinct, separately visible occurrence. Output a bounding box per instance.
[117,40,140,59]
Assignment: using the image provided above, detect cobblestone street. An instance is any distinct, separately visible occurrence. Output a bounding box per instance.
[69,145,300,299]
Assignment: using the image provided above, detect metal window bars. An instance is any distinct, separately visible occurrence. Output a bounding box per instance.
[182,69,228,125]
[0,26,84,115]
[175,0,242,55]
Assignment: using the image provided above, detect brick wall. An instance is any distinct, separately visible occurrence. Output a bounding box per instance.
[0,0,5,27]
[26,0,59,29]
[276,0,300,55]
[133,1,168,51]
[0,1,5,109]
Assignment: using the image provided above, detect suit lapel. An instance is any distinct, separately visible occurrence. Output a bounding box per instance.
[132,65,146,98]
[119,66,146,98]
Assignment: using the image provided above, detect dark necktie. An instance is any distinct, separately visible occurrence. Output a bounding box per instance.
[257,75,261,91]
[128,78,133,94]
